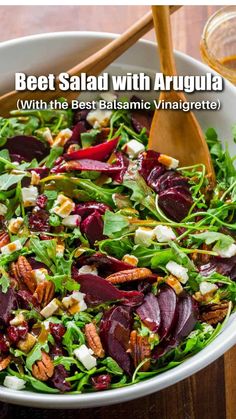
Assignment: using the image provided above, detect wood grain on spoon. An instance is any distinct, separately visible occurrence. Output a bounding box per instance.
[0,6,180,117]
[149,6,215,184]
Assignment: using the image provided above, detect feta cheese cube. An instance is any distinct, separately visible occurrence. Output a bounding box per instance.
[3,376,26,391]
[22,186,38,207]
[78,265,98,276]
[10,312,25,326]
[74,344,97,370]
[8,217,24,234]
[62,291,87,314]
[122,140,145,158]
[153,225,176,242]
[158,154,179,169]
[30,171,40,186]
[166,275,183,295]
[40,299,59,318]
[62,214,80,228]
[17,333,36,353]
[166,261,189,284]
[0,203,7,216]
[122,254,138,266]
[53,128,73,148]
[213,243,236,258]
[52,194,75,218]
[32,268,48,283]
[56,244,65,258]
[1,240,22,255]
[200,281,218,296]
[134,227,155,247]
[100,92,117,102]
[86,108,112,129]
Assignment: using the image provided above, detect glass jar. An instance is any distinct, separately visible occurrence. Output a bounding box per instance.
[200,6,236,84]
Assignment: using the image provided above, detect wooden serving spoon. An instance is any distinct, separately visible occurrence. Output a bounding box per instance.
[0,6,180,117]
[149,6,215,184]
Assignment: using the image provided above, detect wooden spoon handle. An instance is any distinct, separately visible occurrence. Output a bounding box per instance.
[152,6,177,76]
[69,6,180,77]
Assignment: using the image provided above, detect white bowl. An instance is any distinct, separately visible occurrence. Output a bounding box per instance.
[0,31,236,409]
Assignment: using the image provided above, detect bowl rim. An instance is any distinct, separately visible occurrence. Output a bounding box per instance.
[1,30,236,408]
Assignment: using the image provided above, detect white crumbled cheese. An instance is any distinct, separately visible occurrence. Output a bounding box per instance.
[74,344,97,370]
[52,128,73,148]
[122,254,138,266]
[62,214,81,228]
[134,227,155,247]
[32,268,48,283]
[52,194,75,218]
[42,127,53,145]
[21,186,38,207]
[1,240,22,255]
[200,281,218,296]
[40,299,59,318]
[122,139,145,159]
[158,154,179,169]
[100,92,117,102]
[62,291,87,313]
[166,275,183,295]
[153,225,176,242]
[10,312,25,326]
[213,243,236,258]
[8,217,24,234]
[78,264,98,276]
[166,261,189,284]
[0,203,7,216]
[30,171,40,186]
[3,376,26,391]
[86,108,112,129]
[56,244,65,258]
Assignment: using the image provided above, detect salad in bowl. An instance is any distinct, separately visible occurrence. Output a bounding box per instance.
[0,94,235,395]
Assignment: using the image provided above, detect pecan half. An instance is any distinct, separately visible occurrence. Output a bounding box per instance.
[32,351,54,381]
[85,323,105,358]
[15,256,37,293]
[200,302,229,325]
[0,356,11,371]
[33,281,55,307]
[106,268,153,284]
[0,231,10,248]
[129,330,151,371]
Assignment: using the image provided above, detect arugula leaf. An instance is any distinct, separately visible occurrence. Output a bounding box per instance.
[45,146,63,169]
[49,274,80,294]
[0,172,26,191]
[0,272,10,293]
[29,237,57,273]
[99,236,133,259]
[103,210,129,237]
[132,244,161,267]
[102,357,123,375]
[190,231,234,250]
[80,129,99,148]
[62,321,85,356]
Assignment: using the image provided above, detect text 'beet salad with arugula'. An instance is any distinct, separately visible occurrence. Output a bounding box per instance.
[0,94,235,394]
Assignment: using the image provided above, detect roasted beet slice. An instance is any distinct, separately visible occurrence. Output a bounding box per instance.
[0,288,17,325]
[76,253,134,276]
[138,150,161,181]
[146,165,166,191]
[4,136,49,162]
[64,137,119,162]
[157,284,178,340]
[131,111,153,136]
[158,186,193,222]
[74,273,143,307]
[52,158,123,174]
[111,152,129,184]
[171,292,198,342]
[74,202,111,219]
[149,170,189,194]
[17,290,40,310]
[136,293,160,332]
[199,256,236,280]
[100,306,133,375]
[50,365,71,392]
[80,210,105,245]
[65,120,87,150]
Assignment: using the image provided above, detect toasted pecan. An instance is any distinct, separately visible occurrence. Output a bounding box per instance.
[129,330,151,371]
[32,351,54,381]
[0,356,11,371]
[33,281,55,307]
[106,268,153,284]
[0,231,10,248]
[85,323,105,358]
[15,256,37,293]
[200,302,229,325]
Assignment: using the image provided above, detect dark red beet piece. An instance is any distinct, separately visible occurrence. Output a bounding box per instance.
[91,374,111,391]
[64,137,119,162]
[136,293,160,332]
[111,152,129,184]
[158,187,193,222]
[0,335,9,353]
[74,202,111,219]
[65,120,87,150]
[76,253,134,276]
[156,284,178,340]
[49,323,66,343]
[0,288,18,325]
[4,136,49,162]
[50,365,71,392]
[80,210,105,245]
[17,290,40,310]
[138,150,161,181]
[172,293,198,341]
